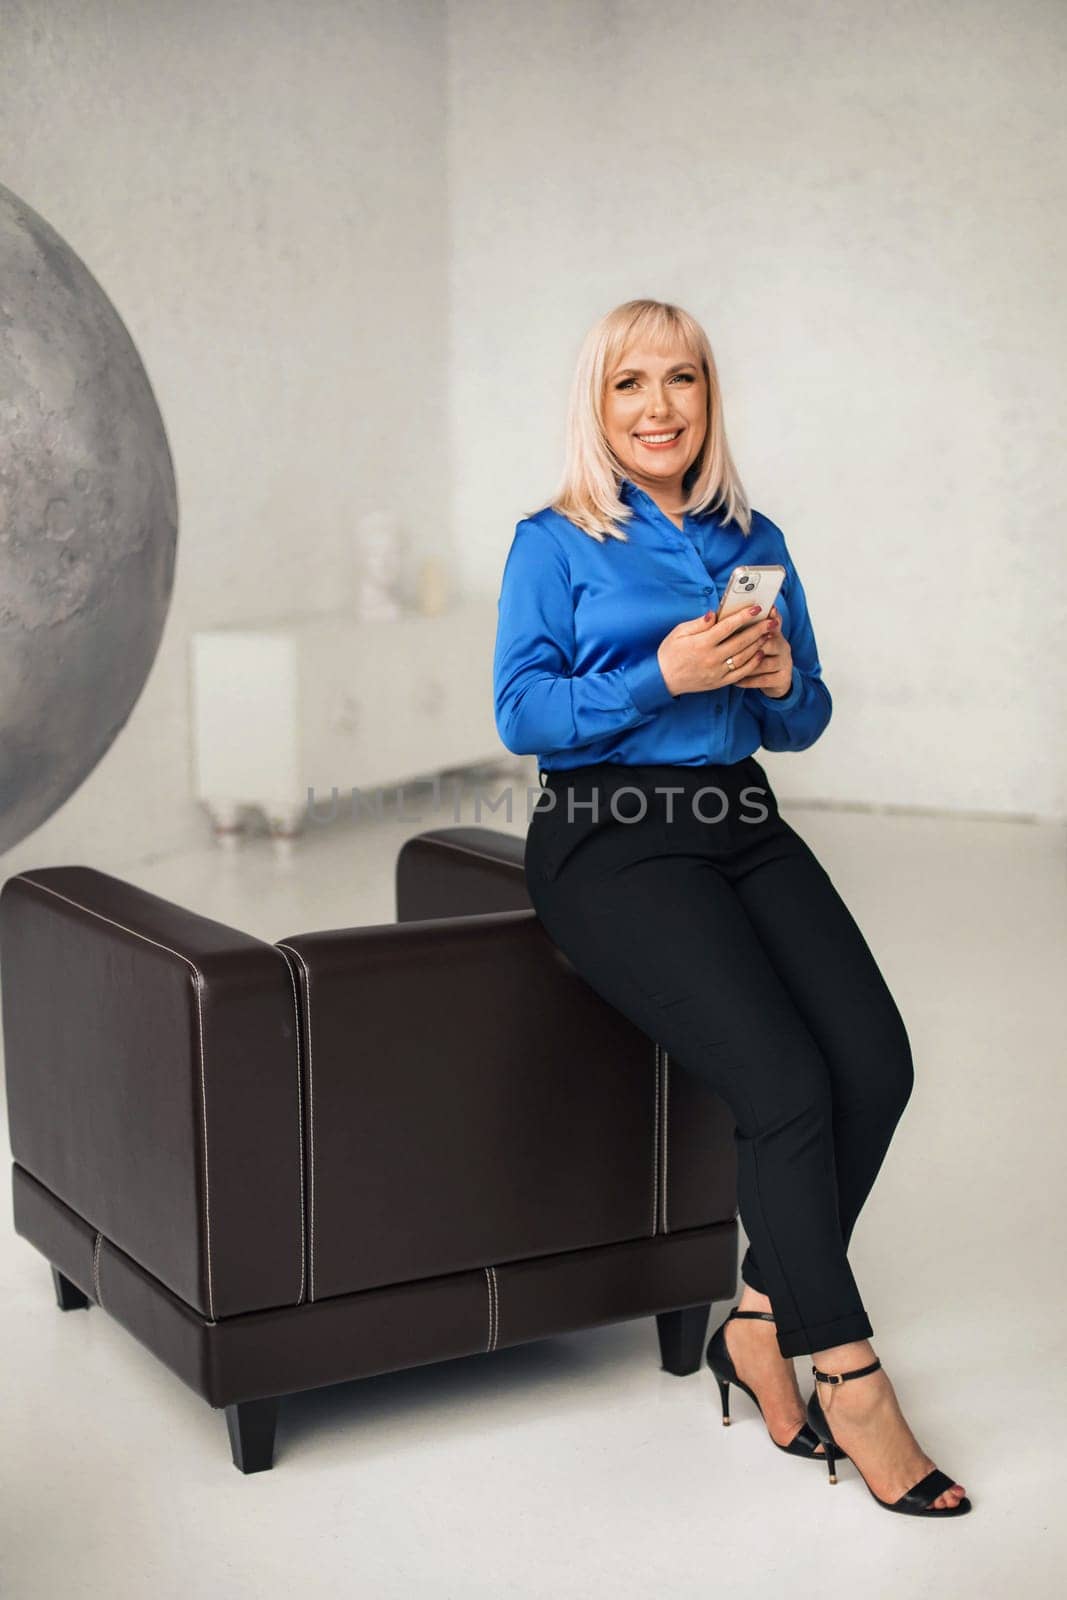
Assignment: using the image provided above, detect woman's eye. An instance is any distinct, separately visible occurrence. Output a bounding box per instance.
[615,374,695,390]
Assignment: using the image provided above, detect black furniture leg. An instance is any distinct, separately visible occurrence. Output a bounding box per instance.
[51,1266,90,1310]
[225,1397,280,1473]
[656,1303,712,1375]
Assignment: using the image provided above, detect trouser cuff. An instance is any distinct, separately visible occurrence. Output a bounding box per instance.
[775,1308,874,1360]
[740,1257,767,1295]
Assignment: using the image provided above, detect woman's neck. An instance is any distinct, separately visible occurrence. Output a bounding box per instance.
[646,490,686,528]
[627,476,687,525]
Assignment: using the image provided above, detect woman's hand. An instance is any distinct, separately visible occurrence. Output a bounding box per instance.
[729,607,793,697]
[656,603,785,697]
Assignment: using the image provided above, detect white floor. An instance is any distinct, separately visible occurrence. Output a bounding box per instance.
[2,763,1065,1599]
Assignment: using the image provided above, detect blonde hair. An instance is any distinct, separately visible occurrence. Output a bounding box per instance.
[532,298,752,542]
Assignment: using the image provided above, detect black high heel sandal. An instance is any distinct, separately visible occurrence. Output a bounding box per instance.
[705,1307,830,1461]
[807,1358,972,1516]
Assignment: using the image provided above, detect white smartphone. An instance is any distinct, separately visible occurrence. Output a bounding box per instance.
[716,565,785,621]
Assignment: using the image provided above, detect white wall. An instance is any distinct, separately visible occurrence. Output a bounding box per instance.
[0,0,449,874]
[447,0,1066,818]
[0,0,1062,884]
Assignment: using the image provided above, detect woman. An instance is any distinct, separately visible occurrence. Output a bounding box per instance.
[492,298,971,1519]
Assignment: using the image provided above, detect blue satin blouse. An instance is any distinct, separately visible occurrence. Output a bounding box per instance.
[493,476,832,772]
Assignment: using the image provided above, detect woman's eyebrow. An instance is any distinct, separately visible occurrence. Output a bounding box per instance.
[611,361,697,377]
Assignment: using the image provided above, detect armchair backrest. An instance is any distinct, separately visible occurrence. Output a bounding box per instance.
[395,825,528,922]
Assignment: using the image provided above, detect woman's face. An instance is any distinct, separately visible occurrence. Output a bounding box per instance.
[601,342,708,499]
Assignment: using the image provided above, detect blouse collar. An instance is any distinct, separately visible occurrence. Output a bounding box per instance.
[619,476,718,524]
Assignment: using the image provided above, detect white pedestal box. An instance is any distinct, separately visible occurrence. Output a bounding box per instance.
[190,597,513,846]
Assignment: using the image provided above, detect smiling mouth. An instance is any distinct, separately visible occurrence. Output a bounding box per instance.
[634,428,683,446]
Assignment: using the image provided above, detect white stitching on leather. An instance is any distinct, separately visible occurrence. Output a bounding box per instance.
[661,1051,670,1233]
[277,943,315,1303]
[277,949,307,1305]
[92,1230,103,1305]
[652,1044,660,1235]
[11,875,216,1322]
[484,1265,499,1351]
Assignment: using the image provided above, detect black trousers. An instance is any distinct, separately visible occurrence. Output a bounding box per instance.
[523,756,914,1359]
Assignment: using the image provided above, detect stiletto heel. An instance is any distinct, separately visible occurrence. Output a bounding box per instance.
[705,1307,826,1460]
[717,1377,731,1425]
[806,1359,972,1517]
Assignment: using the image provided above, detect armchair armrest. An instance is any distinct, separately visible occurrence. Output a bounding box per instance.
[395,826,529,921]
[1,867,304,1320]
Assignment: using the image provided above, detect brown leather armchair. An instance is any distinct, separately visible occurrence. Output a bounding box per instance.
[1,827,739,1472]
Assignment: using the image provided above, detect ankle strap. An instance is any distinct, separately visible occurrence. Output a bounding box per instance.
[811,1357,882,1385]
[729,1308,776,1323]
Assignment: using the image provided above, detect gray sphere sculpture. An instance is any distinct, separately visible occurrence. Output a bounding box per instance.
[0,181,177,857]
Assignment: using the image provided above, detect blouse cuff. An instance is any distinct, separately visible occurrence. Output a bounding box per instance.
[622,651,676,714]
[757,666,804,713]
